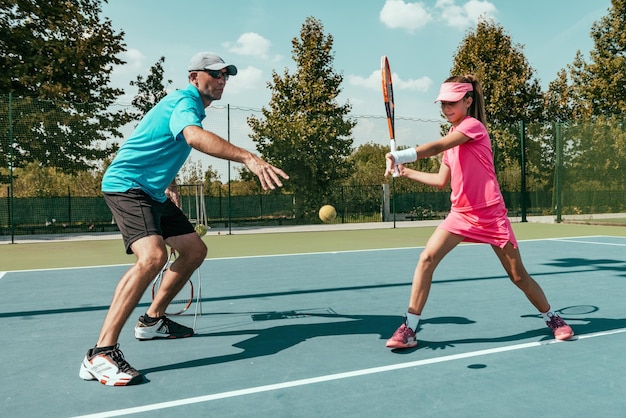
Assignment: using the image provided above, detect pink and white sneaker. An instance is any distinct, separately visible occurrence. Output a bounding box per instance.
[386,323,418,349]
[546,314,574,340]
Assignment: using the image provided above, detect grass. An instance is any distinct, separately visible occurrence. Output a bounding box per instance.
[2,221,626,271]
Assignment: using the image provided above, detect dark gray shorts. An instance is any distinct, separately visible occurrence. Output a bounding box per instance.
[104,189,195,254]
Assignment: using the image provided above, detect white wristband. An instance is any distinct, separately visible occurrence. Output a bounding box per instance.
[391,148,418,164]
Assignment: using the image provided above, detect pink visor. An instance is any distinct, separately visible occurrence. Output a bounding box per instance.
[434,82,473,103]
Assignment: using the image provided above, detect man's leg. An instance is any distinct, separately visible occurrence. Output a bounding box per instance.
[146,232,207,317]
[97,235,167,347]
[80,235,166,386]
[134,232,207,340]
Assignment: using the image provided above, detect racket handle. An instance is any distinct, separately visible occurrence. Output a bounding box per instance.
[390,139,399,177]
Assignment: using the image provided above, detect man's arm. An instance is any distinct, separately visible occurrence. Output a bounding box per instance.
[165,181,180,207]
[182,125,288,190]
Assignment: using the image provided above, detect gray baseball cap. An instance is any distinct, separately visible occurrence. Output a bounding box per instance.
[188,52,237,75]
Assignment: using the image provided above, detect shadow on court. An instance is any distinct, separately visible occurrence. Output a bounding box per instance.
[141,308,626,377]
[543,257,626,279]
[3,235,626,417]
[3,252,624,320]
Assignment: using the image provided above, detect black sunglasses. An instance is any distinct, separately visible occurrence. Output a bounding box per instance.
[203,69,229,81]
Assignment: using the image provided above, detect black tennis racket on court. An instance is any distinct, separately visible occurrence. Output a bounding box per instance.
[521,305,599,319]
[381,55,399,177]
[555,305,598,316]
[151,247,194,315]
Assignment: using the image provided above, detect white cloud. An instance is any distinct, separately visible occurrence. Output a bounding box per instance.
[224,65,264,95]
[397,74,434,92]
[379,0,433,33]
[380,0,497,32]
[348,70,433,92]
[112,48,145,75]
[435,0,497,29]
[224,32,272,60]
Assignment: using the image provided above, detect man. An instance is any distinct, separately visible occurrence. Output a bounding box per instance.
[79,52,288,386]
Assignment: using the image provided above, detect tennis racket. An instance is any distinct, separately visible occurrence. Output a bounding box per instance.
[555,305,598,316]
[381,55,399,177]
[151,247,194,315]
[521,305,598,319]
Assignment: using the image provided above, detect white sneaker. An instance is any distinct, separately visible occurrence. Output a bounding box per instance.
[79,344,143,386]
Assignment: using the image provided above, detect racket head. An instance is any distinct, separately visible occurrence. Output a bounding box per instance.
[381,55,395,141]
[556,305,599,316]
[381,55,399,176]
[151,249,176,300]
[521,304,599,320]
[151,248,194,315]
[165,280,194,315]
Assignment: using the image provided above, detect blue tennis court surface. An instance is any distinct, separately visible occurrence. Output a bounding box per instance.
[2,236,626,417]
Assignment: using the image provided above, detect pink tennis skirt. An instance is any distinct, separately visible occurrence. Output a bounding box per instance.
[438,204,518,249]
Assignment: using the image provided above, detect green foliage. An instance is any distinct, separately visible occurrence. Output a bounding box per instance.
[567,0,626,118]
[202,165,227,197]
[544,70,576,122]
[451,18,544,174]
[2,4,626,225]
[129,56,172,119]
[0,0,132,173]
[247,17,355,219]
[177,158,205,186]
[344,142,387,186]
[451,18,543,125]
[548,0,626,120]
[539,1,626,198]
[560,116,626,190]
[228,166,263,196]
[0,162,102,197]
[345,142,441,193]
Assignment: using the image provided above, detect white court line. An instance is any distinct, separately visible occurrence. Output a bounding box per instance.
[549,238,626,247]
[0,272,5,280]
[72,327,626,418]
[9,235,625,274]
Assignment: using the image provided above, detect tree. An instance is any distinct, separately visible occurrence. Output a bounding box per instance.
[345,142,438,190]
[202,165,225,197]
[247,17,355,219]
[568,0,626,118]
[542,1,626,199]
[0,0,132,173]
[535,69,579,191]
[567,116,626,191]
[544,70,577,123]
[450,18,544,173]
[129,56,172,119]
[177,158,205,186]
[4,162,101,197]
[345,143,388,187]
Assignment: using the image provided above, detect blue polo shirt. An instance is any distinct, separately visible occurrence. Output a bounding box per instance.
[102,84,206,202]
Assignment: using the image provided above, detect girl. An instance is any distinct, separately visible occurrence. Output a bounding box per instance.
[384,75,573,349]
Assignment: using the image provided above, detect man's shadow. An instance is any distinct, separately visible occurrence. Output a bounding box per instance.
[143,313,405,375]
[142,307,626,377]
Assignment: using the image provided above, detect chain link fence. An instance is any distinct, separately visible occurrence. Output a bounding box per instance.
[2,94,625,239]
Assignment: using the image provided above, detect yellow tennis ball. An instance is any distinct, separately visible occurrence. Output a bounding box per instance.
[194,224,208,237]
[318,205,337,223]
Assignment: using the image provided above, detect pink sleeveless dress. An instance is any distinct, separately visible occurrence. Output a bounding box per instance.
[438,116,517,249]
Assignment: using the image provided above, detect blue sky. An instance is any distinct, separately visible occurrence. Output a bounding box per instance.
[101,0,611,178]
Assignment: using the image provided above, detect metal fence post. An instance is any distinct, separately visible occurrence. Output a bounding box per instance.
[9,91,15,243]
[519,120,527,222]
[554,122,563,223]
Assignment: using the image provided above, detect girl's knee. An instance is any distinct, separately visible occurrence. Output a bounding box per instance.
[417,251,437,272]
